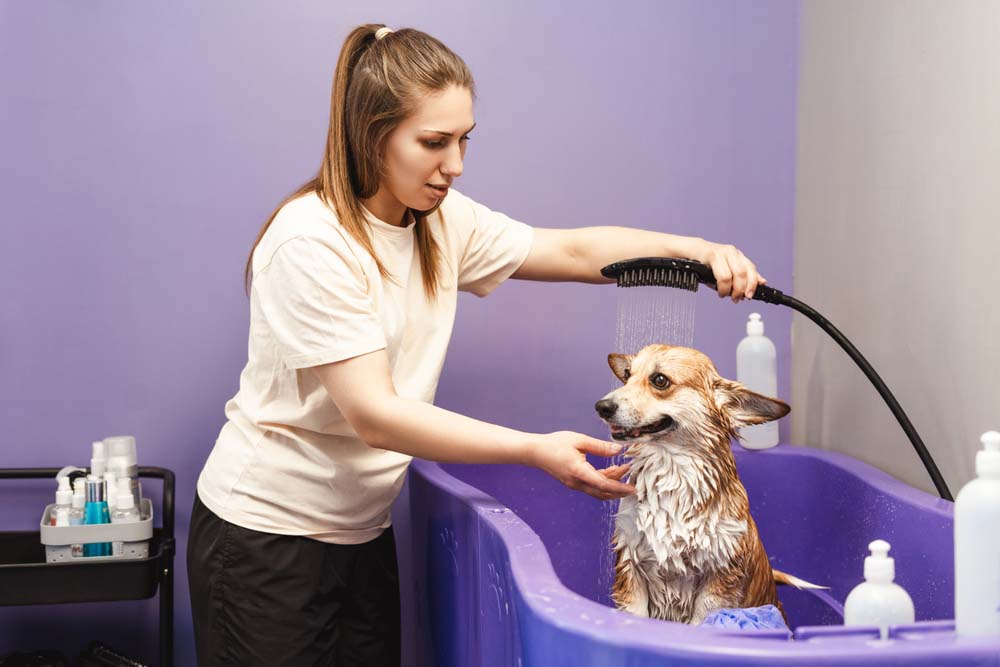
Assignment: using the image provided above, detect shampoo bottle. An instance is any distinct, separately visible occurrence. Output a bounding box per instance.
[844,539,915,639]
[736,313,779,449]
[955,430,1000,637]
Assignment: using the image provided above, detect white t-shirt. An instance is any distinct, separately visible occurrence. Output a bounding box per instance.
[196,188,534,544]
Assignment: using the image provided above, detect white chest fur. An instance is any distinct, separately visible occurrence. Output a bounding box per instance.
[613,444,748,619]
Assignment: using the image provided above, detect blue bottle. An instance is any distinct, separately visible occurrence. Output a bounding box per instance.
[83,478,112,557]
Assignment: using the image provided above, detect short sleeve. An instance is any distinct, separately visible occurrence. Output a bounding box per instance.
[453,194,535,297]
[252,236,387,370]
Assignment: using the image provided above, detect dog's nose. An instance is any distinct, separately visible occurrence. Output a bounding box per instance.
[595,399,618,419]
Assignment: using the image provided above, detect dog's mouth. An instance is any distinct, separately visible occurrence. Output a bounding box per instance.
[608,415,676,441]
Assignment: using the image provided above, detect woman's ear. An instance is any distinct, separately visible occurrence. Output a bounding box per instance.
[608,354,633,384]
[713,378,790,428]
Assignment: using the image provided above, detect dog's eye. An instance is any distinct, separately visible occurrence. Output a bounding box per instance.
[650,373,670,389]
[623,368,631,381]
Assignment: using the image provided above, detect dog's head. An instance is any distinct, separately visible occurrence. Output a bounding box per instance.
[594,344,790,446]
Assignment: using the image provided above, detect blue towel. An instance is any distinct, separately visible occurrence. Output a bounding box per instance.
[700,605,789,631]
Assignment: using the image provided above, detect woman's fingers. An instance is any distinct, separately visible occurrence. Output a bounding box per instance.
[574,462,634,499]
[598,463,631,481]
[575,438,623,458]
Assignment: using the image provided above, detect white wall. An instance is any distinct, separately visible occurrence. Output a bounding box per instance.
[793,0,1000,496]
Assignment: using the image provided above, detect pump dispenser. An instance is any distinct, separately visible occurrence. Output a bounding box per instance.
[90,440,106,478]
[50,476,72,526]
[843,539,915,638]
[955,430,1000,637]
[736,313,779,449]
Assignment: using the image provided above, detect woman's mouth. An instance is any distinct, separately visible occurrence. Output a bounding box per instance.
[426,184,449,198]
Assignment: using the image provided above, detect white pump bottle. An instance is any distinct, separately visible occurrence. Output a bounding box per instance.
[955,430,1000,637]
[736,313,779,449]
[843,539,915,639]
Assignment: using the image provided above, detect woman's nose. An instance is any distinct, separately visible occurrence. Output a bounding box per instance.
[441,146,463,179]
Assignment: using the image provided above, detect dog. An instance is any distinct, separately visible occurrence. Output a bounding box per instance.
[594,343,822,625]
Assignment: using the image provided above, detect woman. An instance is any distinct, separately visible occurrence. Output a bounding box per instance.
[187,23,766,666]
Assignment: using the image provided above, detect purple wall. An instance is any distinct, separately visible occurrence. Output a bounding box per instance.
[0,1,798,664]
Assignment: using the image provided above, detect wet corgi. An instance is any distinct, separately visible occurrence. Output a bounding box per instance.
[594,344,822,624]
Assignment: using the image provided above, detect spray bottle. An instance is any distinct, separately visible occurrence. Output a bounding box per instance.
[50,476,73,526]
[955,430,1000,637]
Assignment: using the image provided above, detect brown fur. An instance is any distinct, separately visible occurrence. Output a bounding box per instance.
[597,344,807,624]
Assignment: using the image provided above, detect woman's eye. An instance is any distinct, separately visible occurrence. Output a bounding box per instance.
[424,135,471,150]
[651,373,670,389]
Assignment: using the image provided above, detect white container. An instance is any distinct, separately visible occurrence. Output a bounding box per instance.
[105,435,141,507]
[736,313,779,449]
[50,476,73,526]
[41,498,152,562]
[844,539,915,639]
[955,430,1000,637]
[110,489,142,557]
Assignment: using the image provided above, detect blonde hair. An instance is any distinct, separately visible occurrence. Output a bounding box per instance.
[244,24,476,299]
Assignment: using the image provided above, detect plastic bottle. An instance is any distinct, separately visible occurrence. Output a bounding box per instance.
[736,313,779,449]
[104,470,118,513]
[50,476,73,526]
[955,430,1000,637]
[54,507,70,527]
[111,486,142,557]
[90,440,107,478]
[83,478,112,557]
[70,481,85,558]
[843,539,915,639]
[105,435,141,508]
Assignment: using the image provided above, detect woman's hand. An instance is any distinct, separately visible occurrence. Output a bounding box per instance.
[528,431,635,500]
[692,240,767,303]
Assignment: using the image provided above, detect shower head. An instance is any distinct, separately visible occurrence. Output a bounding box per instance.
[599,255,953,501]
[600,257,785,303]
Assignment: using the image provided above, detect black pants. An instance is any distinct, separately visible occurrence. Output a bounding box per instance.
[187,493,401,666]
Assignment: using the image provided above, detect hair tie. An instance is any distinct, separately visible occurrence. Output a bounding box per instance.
[375,26,394,41]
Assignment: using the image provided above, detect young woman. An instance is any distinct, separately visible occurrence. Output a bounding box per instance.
[187,23,766,666]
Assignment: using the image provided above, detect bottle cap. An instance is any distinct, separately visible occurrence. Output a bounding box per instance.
[863,539,894,582]
[72,488,85,509]
[747,313,764,336]
[117,492,135,510]
[85,478,106,503]
[55,507,70,527]
[104,436,137,467]
[976,431,1000,477]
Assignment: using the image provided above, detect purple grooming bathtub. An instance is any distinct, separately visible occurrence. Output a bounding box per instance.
[400,443,1000,666]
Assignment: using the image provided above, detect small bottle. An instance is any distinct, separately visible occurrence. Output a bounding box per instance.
[111,487,142,557]
[736,313,779,449]
[90,440,107,478]
[70,482,85,558]
[105,435,141,508]
[83,478,112,557]
[50,476,73,526]
[54,507,70,527]
[104,470,118,513]
[844,539,915,639]
[955,430,1000,637]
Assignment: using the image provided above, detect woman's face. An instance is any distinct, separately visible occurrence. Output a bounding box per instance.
[371,84,474,223]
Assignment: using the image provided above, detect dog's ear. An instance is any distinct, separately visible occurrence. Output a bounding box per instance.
[714,378,790,427]
[607,354,633,384]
